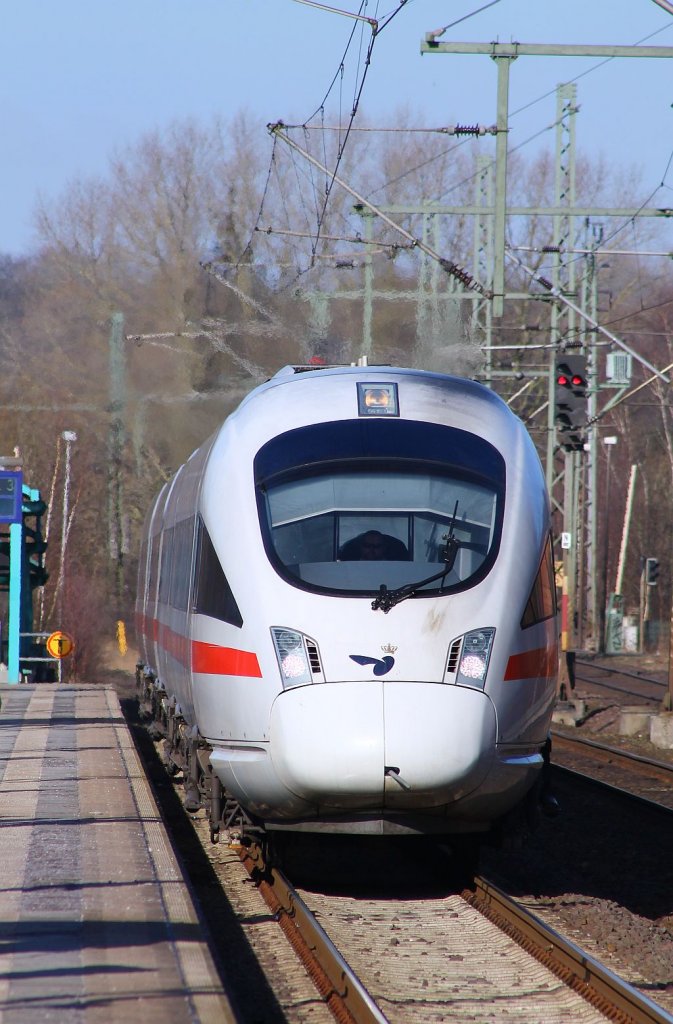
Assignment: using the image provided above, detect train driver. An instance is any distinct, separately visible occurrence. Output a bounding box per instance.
[340,530,409,561]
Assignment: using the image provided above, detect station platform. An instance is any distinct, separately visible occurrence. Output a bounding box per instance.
[0,684,238,1023]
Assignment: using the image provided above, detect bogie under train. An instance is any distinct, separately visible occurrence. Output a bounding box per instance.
[135,364,558,844]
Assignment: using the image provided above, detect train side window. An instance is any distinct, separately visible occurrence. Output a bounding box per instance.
[169,517,195,612]
[521,534,557,628]
[193,516,243,627]
[148,530,161,610]
[158,527,174,606]
[137,537,148,605]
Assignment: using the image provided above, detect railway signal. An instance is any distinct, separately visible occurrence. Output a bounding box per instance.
[554,355,588,452]
[645,557,660,585]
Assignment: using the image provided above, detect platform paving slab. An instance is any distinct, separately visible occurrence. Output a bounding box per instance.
[0,685,238,1024]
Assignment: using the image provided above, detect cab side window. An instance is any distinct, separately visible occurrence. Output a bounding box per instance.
[521,534,557,628]
[193,516,243,627]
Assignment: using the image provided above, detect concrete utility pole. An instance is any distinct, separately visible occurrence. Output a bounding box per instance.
[599,436,619,654]
[603,462,638,655]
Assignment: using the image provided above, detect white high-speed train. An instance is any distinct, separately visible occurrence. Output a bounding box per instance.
[135,364,558,844]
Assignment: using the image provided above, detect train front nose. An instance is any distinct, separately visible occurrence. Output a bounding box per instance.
[269,681,496,809]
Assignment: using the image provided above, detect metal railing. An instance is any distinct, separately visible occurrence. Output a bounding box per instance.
[18,632,63,683]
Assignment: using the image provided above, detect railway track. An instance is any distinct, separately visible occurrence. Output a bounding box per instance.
[127,697,673,1024]
[573,659,668,705]
[553,655,673,809]
[231,836,673,1023]
[552,731,673,812]
[184,804,673,1024]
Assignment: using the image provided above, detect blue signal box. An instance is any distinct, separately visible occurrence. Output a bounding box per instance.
[0,471,23,524]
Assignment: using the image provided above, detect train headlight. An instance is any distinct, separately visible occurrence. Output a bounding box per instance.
[271,628,313,687]
[456,628,495,690]
[357,381,399,416]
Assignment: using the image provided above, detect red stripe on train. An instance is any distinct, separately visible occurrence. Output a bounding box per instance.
[192,641,262,677]
[504,646,558,681]
[137,612,261,677]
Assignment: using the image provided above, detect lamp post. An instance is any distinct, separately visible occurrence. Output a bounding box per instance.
[57,431,77,623]
[601,436,618,653]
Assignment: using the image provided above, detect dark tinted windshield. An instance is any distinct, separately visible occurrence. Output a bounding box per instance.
[254,420,505,597]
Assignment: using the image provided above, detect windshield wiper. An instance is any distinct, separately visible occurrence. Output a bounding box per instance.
[371,564,451,613]
[371,502,461,614]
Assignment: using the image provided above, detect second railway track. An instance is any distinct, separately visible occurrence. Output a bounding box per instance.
[573,658,669,706]
[552,730,673,811]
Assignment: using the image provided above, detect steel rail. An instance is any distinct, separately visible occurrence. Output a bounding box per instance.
[237,841,389,1024]
[469,876,673,1024]
[551,759,673,822]
[551,734,673,818]
[239,831,673,1024]
[575,660,666,689]
[573,673,662,702]
[571,666,665,702]
[552,731,673,777]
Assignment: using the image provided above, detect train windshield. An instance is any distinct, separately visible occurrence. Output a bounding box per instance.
[254,420,505,598]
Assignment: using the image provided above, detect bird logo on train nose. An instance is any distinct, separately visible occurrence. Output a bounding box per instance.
[349,654,395,676]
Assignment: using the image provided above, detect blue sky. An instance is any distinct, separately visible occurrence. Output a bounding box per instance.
[2,1,673,255]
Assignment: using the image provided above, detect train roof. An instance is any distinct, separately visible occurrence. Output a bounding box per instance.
[240,363,506,410]
[210,363,531,467]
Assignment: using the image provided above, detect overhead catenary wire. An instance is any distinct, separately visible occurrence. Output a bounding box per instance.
[307,3,380,263]
[587,358,673,427]
[128,326,268,381]
[362,97,578,204]
[365,19,673,223]
[241,0,411,276]
[510,244,673,258]
[508,21,672,123]
[426,0,502,41]
[240,1,673,332]
[255,224,412,251]
[269,122,493,297]
[598,293,673,330]
[504,248,670,383]
[235,134,278,269]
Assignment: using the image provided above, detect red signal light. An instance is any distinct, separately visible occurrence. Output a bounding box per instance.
[557,372,585,387]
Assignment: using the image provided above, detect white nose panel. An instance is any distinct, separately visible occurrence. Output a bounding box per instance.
[270,682,385,803]
[382,683,496,804]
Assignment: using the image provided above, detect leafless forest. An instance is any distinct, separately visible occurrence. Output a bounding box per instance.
[2,112,672,676]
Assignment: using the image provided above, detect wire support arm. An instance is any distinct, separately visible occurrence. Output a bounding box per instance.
[268,122,493,298]
[291,0,378,29]
[283,123,498,135]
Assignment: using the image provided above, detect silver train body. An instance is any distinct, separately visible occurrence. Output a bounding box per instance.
[136,365,558,837]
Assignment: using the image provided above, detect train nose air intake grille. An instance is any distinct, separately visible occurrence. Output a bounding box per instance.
[306,641,322,674]
[446,638,463,675]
